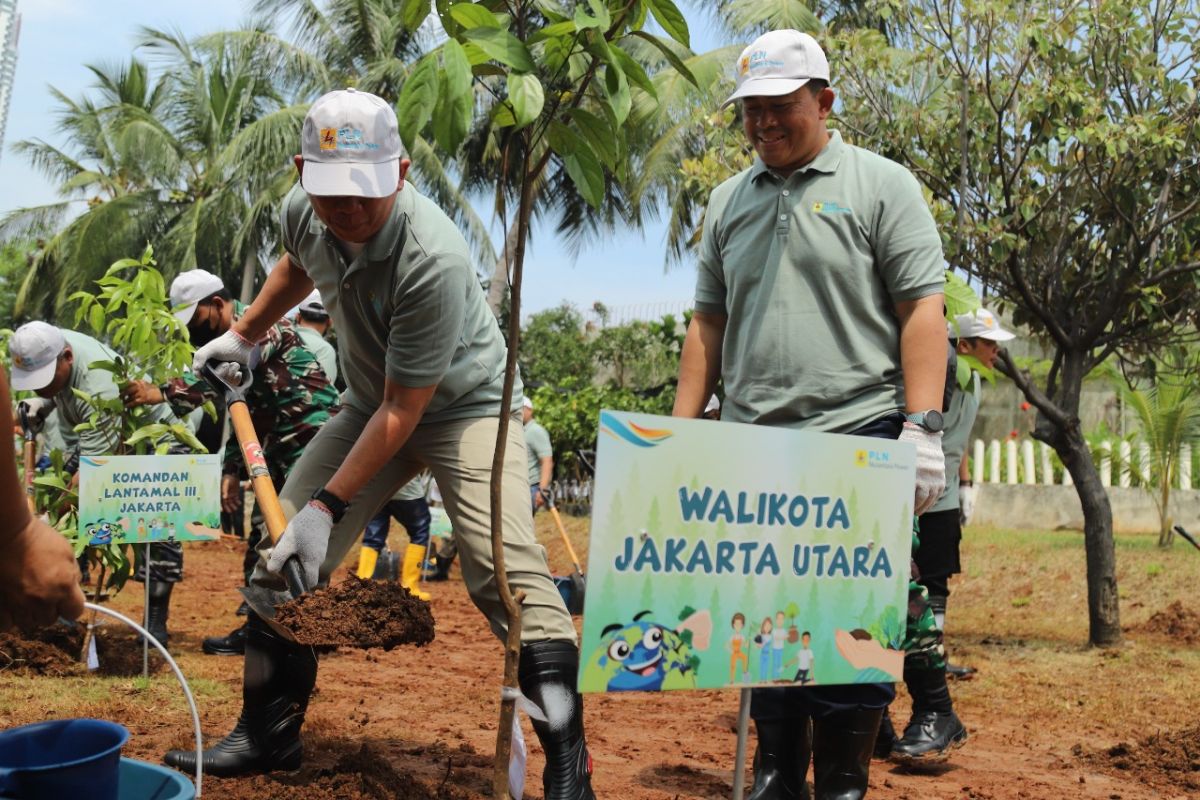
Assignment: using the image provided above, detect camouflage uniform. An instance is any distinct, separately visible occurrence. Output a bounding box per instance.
[161,302,340,578]
[903,520,946,670]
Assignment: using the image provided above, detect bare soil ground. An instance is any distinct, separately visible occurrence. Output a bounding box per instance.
[2,519,1199,799]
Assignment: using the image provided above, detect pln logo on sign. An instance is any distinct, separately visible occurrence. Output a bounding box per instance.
[855,450,893,468]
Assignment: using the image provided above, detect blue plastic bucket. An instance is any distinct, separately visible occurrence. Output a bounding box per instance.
[118,758,195,800]
[0,718,129,800]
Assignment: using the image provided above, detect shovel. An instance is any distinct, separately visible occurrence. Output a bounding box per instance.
[1174,525,1200,553]
[17,404,36,513]
[546,494,586,615]
[202,362,308,642]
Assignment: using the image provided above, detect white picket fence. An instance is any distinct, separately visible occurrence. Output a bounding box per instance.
[970,438,1195,489]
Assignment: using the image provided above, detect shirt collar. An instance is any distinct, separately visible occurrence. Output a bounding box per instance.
[750,129,846,183]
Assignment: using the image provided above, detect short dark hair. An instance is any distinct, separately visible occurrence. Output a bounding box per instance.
[806,79,829,96]
[298,308,330,322]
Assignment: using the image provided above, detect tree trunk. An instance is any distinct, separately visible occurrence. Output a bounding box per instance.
[486,218,521,319]
[239,252,259,304]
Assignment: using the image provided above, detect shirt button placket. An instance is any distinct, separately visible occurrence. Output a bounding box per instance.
[777,188,791,235]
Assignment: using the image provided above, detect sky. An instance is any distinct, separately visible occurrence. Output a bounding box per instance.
[0,1,736,319]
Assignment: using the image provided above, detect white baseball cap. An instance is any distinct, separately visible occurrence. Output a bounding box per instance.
[724,30,831,108]
[522,396,533,410]
[9,321,66,391]
[169,269,226,324]
[952,308,1016,342]
[704,394,721,415]
[301,88,403,198]
[297,290,328,317]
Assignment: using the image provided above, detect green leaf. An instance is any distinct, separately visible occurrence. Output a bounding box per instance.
[563,144,605,208]
[644,0,689,47]
[574,0,609,31]
[464,28,536,73]
[435,39,474,152]
[449,3,500,29]
[604,63,631,124]
[567,107,618,167]
[629,31,697,87]
[508,72,545,128]
[88,304,105,335]
[401,0,431,31]
[547,120,582,156]
[530,20,577,43]
[611,44,657,97]
[397,55,439,148]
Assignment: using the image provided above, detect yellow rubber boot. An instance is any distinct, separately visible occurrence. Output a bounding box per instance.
[401,543,432,601]
[356,547,379,579]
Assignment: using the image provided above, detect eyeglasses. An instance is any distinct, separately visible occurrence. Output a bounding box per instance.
[741,101,805,122]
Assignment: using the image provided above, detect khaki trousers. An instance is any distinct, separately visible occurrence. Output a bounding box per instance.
[251,405,576,644]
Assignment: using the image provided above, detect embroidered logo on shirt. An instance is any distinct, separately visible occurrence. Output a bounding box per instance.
[812,201,852,214]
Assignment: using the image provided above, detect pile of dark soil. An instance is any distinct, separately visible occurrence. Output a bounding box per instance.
[0,623,84,676]
[274,577,435,650]
[209,742,482,800]
[93,625,168,677]
[1136,600,1200,644]
[1079,724,1200,794]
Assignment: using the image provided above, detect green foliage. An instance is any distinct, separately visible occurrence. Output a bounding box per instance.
[520,304,594,388]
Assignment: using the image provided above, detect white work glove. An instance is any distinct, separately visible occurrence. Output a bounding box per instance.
[899,422,945,517]
[191,329,256,378]
[266,501,332,589]
[959,483,978,526]
[16,398,53,434]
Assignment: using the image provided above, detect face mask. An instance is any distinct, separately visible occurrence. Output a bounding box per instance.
[188,307,222,347]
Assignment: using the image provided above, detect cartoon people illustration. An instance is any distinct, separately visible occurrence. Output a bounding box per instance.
[755,617,774,681]
[772,610,788,679]
[728,612,750,683]
[794,631,814,684]
[137,518,147,539]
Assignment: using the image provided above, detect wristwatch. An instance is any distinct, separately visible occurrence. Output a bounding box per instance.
[904,409,945,433]
[310,487,350,523]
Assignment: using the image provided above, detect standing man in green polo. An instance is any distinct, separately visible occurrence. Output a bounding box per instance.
[291,291,339,386]
[523,397,553,512]
[166,88,594,799]
[672,30,961,799]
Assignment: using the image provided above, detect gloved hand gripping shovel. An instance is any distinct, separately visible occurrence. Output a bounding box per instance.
[202,362,307,642]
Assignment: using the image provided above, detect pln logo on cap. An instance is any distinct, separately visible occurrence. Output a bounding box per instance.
[319,128,338,150]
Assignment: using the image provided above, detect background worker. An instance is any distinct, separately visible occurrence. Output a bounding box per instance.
[9,321,185,645]
[913,308,1015,681]
[170,88,595,798]
[523,396,553,512]
[0,367,86,632]
[292,291,339,387]
[672,30,955,799]
[122,268,340,656]
[356,472,434,600]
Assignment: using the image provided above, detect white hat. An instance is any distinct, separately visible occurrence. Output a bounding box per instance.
[301,88,403,198]
[9,321,66,391]
[297,290,328,317]
[953,308,1016,342]
[704,394,721,415]
[522,396,533,410]
[724,30,830,108]
[169,269,226,324]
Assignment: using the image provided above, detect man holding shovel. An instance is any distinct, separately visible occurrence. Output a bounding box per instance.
[121,268,341,656]
[523,396,553,513]
[166,88,595,799]
[673,30,959,799]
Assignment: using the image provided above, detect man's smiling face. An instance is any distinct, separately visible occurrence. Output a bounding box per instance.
[741,85,834,174]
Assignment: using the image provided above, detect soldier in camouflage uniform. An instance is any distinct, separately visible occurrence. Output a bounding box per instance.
[122,269,340,655]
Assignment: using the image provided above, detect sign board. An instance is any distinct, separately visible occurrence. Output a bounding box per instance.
[78,454,222,545]
[578,411,914,693]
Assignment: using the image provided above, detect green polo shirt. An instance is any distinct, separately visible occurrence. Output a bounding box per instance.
[930,371,981,513]
[295,325,339,385]
[695,130,945,433]
[280,182,521,422]
[55,330,178,456]
[524,419,552,485]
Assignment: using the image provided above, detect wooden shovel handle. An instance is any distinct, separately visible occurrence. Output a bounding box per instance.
[549,506,584,574]
[23,440,35,513]
[227,401,288,546]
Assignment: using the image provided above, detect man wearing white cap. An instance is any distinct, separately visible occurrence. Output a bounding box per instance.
[292,291,339,386]
[122,268,340,656]
[672,29,956,799]
[523,396,554,513]
[171,89,595,798]
[899,309,1015,689]
[8,321,184,642]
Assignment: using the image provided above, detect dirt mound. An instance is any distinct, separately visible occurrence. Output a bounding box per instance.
[93,626,169,677]
[0,624,84,676]
[274,577,436,650]
[1135,600,1200,644]
[1079,724,1200,794]
[209,741,483,800]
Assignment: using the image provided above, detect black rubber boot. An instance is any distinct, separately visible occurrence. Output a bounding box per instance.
[747,717,811,800]
[426,553,454,582]
[236,600,250,617]
[893,667,967,764]
[164,614,318,776]
[811,708,882,800]
[145,580,173,646]
[873,709,897,760]
[517,640,595,800]
[202,623,248,656]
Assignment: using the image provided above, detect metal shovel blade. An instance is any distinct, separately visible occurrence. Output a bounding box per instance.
[239,584,303,643]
